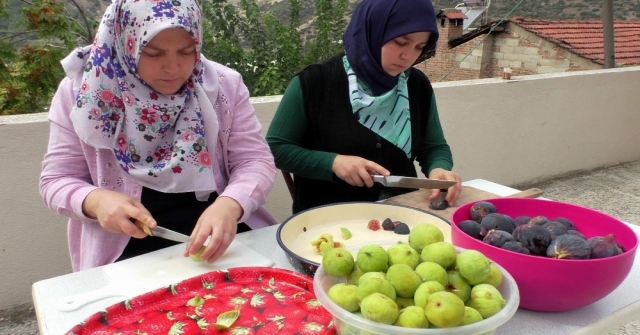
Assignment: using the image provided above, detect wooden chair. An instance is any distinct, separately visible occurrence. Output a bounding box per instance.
[281,170,295,199]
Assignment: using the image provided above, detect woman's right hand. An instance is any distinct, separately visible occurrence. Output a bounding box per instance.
[332,155,390,187]
[82,188,156,238]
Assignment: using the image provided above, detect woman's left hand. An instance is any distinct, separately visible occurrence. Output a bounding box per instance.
[428,168,462,206]
[184,196,244,263]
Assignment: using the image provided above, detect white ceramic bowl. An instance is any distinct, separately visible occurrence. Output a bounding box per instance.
[313,244,520,335]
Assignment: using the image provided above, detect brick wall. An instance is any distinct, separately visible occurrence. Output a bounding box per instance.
[417,21,602,82]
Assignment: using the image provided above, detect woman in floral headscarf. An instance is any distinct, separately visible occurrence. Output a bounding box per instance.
[266,0,462,214]
[40,0,277,271]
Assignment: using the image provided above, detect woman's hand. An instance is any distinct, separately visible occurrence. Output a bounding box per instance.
[332,155,390,187]
[185,196,243,263]
[428,168,462,206]
[82,188,156,238]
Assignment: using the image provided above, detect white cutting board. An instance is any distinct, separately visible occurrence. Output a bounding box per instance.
[56,239,273,312]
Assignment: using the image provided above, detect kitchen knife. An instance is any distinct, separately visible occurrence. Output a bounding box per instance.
[372,175,457,190]
[133,219,192,243]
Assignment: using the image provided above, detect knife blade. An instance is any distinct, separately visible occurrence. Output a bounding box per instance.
[133,219,192,243]
[372,175,457,190]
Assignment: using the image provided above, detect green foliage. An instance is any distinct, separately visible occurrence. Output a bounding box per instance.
[1,0,97,115]
[200,0,347,97]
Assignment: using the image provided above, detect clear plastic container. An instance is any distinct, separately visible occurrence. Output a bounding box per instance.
[313,245,520,335]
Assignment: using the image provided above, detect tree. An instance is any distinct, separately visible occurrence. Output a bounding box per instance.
[1,0,348,114]
[0,0,96,115]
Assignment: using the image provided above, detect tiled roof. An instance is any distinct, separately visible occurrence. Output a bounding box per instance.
[510,17,640,66]
[444,12,468,20]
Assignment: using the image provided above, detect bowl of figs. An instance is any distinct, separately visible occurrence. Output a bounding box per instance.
[451,197,638,312]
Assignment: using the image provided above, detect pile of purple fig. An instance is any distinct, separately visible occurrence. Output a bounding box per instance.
[458,201,625,259]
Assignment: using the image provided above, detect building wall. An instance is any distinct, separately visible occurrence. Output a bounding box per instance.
[489,23,602,78]
[418,19,603,83]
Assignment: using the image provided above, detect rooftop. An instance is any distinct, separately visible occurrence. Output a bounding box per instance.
[510,17,640,66]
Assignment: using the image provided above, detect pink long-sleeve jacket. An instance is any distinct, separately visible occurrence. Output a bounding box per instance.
[40,59,277,271]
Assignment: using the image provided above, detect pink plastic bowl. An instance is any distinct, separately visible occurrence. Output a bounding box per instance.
[451,197,638,312]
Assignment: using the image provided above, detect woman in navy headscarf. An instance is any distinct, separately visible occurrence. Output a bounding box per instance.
[267,0,462,213]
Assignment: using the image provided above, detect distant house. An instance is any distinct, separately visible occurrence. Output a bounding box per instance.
[418,10,640,82]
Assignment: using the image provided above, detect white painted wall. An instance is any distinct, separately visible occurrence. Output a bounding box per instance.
[1,66,640,310]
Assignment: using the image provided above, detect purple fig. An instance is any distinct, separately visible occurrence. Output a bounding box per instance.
[458,220,482,240]
[513,215,531,227]
[480,213,514,236]
[470,201,497,223]
[567,229,586,240]
[547,234,591,259]
[517,225,553,255]
[381,218,395,231]
[553,217,575,230]
[501,241,530,254]
[483,230,515,248]
[587,234,624,259]
[528,216,549,226]
[542,221,569,240]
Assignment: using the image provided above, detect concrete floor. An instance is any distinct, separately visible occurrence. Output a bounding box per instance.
[2,160,640,334]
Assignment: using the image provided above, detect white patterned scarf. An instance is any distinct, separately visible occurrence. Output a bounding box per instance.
[63,0,218,194]
[343,55,412,158]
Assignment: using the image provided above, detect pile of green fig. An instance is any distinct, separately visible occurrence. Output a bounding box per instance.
[458,201,625,259]
[321,223,508,330]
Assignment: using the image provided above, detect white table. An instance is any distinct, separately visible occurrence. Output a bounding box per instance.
[32,179,640,335]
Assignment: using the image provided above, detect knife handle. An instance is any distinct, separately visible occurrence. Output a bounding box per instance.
[132,219,153,236]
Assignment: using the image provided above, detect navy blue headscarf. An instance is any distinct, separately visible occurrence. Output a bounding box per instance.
[343,0,439,96]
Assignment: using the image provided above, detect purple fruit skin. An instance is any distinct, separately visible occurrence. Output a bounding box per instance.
[518,225,553,255]
[480,213,515,236]
[458,219,482,239]
[553,217,576,230]
[429,197,449,210]
[514,216,532,227]
[512,224,532,242]
[587,234,624,259]
[547,234,591,259]
[567,229,586,240]
[528,216,549,226]
[501,241,531,254]
[381,218,395,231]
[542,221,569,240]
[470,201,497,223]
[483,229,515,247]
[394,222,410,235]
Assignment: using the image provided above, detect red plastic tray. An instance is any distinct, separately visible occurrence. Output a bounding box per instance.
[65,267,336,335]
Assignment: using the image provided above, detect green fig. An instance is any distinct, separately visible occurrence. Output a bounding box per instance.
[356,277,397,303]
[357,244,389,273]
[425,291,466,328]
[455,250,491,285]
[322,247,355,277]
[459,306,484,326]
[413,281,445,309]
[420,241,457,269]
[387,243,420,269]
[481,264,503,288]
[394,306,429,328]
[415,261,448,287]
[408,223,444,253]
[466,283,506,318]
[346,264,365,285]
[446,270,471,303]
[386,264,422,298]
[360,292,399,325]
[327,283,360,312]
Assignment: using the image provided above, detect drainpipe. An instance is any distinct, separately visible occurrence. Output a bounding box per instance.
[602,0,615,68]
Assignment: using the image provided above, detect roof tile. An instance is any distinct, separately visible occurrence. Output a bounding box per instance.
[510,17,640,65]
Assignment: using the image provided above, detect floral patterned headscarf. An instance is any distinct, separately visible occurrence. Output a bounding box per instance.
[65,0,218,194]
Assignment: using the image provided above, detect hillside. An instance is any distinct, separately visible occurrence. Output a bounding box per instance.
[2,0,639,43]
